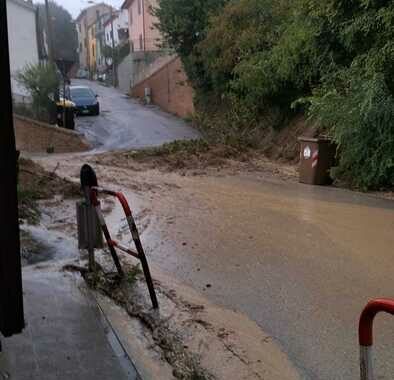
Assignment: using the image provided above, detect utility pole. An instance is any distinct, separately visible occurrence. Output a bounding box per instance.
[0,0,25,340]
[45,0,55,64]
[110,7,117,87]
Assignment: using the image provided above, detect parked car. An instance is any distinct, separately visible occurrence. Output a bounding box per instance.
[69,86,100,116]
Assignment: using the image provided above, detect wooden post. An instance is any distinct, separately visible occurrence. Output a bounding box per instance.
[0,0,25,339]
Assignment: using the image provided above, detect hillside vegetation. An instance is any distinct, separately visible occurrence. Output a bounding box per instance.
[155,0,394,190]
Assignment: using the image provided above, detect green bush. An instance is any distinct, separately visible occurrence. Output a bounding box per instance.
[16,63,59,123]
[307,69,394,190]
[157,0,394,189]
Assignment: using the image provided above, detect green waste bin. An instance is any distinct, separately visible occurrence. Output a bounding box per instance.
[298,137,337,185]
[56,99,76,130]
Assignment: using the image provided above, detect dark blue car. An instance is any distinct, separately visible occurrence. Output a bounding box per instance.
[69,86,100,116]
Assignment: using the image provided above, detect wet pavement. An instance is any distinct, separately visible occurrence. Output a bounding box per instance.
[73,80,200,151]
[0,231,140,379]
[120,173,394,380]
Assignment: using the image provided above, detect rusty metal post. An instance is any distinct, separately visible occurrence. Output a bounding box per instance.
[80,165,99,272]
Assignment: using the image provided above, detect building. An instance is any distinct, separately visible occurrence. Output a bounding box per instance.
[75,3,113,73]
[88,22,97,75]
[104,10,129,48]
[121,0,162,52]
[93,11,113,75]
[6,0,39,99]
[120,0,194,118]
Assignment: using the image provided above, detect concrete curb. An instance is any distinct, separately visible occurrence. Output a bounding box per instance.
[91,290,175,380]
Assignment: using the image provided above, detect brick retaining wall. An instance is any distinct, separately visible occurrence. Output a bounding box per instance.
[14,115,90,153]
[131,57,194,118]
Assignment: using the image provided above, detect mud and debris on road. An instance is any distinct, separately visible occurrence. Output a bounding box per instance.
[20,154,303,380]
[19,80,394,380]
[33,148,394,380]
[64,249,301,380]
[90,140,298,182]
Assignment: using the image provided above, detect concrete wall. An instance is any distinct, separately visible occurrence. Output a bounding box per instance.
[14,115,90,153]
[131,57,194,118]
[6,0,39,97]
[117,53,134,94]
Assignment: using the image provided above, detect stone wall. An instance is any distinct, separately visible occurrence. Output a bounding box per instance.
[131,57,194,118]
[14,115,90,154]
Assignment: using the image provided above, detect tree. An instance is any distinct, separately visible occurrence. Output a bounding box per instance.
[154,0,227,89]
[102,43,130,65]
[37,1,78,63]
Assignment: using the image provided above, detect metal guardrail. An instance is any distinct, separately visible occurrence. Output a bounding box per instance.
[359,298,394,380]
[80,164,159,309]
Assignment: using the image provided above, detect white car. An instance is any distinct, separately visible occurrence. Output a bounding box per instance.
[76,69,89,79]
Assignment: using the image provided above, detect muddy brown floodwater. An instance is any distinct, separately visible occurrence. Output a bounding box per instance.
[38,156,394,380]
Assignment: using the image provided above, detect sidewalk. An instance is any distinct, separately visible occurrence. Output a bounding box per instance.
[0,266,140,380]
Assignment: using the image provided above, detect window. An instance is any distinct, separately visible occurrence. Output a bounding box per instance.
[92,45,95,58]
[138,0,142,15]
[130,8,133,24]
[79,42,82,52]
[78,24,81,33]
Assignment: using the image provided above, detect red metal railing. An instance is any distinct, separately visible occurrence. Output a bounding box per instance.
[359,298,394,380]
[90,186,158,309]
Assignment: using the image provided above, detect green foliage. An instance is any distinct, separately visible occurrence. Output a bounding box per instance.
[37,2,78,62]
[125,265,142,286]
[16,63,59,123]
[302,0,394,189]
[157,0,394,189]
[102,43,130,65]
[307,69,394,190]
[198,0,284,95]
[154,0,227,88]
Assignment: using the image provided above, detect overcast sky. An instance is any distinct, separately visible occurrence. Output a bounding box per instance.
[36,0,124,19]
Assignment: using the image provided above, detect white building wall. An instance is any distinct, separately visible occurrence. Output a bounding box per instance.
[6,0,39,97]
[104,10,129,48]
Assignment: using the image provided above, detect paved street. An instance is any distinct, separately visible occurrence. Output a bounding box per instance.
[37,155,394,380]
[73,80,200,151]
[0,266,139,380]
[136,174,394,380]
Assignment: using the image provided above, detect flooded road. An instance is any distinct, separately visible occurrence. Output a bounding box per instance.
[73,79,200,151]
[132,174,394,380]
[36,155,394,379]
